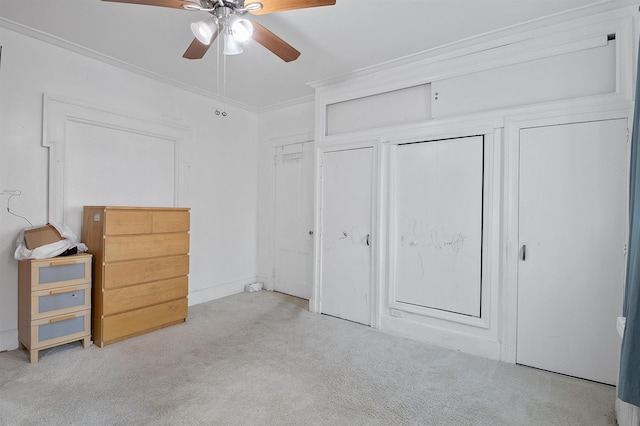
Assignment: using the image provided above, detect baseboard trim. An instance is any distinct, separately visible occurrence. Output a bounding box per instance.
[616,398,640,426]
[380,315,502,360]
[0,329,19,352]
[188,277,259,306]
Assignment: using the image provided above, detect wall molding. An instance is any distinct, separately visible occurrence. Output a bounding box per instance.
[42,93,191,225]
[188,277,259,306]
[0,328,18,352]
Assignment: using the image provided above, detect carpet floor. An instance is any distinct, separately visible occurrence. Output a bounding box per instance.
[0,291,617,425]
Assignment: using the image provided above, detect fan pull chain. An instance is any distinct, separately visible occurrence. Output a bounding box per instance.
[214,28,228,117]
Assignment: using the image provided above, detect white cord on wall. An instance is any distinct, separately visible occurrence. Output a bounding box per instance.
[1,190,33,227]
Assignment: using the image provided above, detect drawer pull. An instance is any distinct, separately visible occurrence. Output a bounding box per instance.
[49,288,77,295]
[49,314,76,323]
[49,260,78,267]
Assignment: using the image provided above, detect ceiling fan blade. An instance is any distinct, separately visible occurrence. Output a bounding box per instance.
[183,38,212,59]
[248,0,335,15]
[102,0,196,10]
[252,22,301,62]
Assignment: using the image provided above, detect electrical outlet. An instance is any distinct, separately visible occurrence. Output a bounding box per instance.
[390,309,404,318]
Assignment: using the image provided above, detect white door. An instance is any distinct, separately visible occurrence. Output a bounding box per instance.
[274,142,314,299]
[517,119,627,385]
[320,147,373,325]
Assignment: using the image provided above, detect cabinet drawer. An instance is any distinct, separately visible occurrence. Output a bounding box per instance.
[30,255,92,291]
[104,255,189,289]
[103,277,188,316]
[31,284,91,320]
[104,210,153,235]
[30,310,90,349]
[104,233,190,262]
[152,210,190,233]
[103,298,187,344]
[103,209,190,235]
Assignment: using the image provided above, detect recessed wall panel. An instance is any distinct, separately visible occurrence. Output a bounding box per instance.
[432,39,616,118]
[394,136,483,317]
[326,84,431,135]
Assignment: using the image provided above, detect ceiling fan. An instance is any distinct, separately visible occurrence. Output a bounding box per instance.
[102,0,336,62]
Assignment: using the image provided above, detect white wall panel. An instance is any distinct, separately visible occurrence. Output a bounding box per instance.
[326,84,431,135]
[432,39,616,118]
[393,136,483,317]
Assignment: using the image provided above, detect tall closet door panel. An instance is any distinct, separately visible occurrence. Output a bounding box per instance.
[517,119,627,385]
[320,147,373,325]
[394,136,484,317]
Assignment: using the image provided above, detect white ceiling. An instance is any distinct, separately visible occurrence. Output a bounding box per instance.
[0,0,614,110]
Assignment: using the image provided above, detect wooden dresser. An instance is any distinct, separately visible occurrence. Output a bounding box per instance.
[82,206,190,347]
[18,253,92,363]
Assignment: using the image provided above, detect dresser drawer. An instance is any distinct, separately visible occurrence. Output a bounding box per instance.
[104,255,189,289]
[30,310,90,349]
[29,255,92,291]
[31,284,91,320]
[104,233,190,262]
[102,209,190,235]
[103,277,188,315]
[102,298,187,345]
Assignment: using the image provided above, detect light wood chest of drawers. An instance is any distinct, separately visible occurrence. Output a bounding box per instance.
[18,253,93,363]
[82,206,190,347]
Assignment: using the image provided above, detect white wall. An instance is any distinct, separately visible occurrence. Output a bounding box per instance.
[0,26,259,350]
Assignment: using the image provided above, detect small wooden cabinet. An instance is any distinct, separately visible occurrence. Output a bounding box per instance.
[82,206,189,347]
[18,253,93,363]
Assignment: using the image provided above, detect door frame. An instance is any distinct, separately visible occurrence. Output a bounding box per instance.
[264,133,314,294]
[502,105,632,363]
[311,140,380,328]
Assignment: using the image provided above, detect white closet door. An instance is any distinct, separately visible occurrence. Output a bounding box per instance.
[394,136,483,316]
[274,142,314,299]
[320,147,373,325]
[517,119,627,385]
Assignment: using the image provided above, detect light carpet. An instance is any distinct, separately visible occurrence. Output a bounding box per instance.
[0,291,617,425]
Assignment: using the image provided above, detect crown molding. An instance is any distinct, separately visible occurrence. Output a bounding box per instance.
[0,17,258,114]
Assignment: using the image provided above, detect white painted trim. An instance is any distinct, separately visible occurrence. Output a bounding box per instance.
[0,328,19,352]
[188,277,259,306]
[311,3,636,97]
[0,18,255,113]
[385,127,501,332]
[258,96,315,114]
[42,94,191,224]
[381,315,502,360]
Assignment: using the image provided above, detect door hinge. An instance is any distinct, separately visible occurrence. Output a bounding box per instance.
[624,244,628,256]
[272,267,276,279]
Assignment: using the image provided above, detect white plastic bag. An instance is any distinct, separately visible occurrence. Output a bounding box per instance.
[14,223,88,260]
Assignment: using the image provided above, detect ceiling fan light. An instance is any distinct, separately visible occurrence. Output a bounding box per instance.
[245,2,263,11]
[231,19,253,43]
[190,19,217,45]
[223,33,243,55]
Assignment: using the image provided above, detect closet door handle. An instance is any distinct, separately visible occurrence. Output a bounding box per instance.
[366,234,370,246]
[521,244,527,261]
